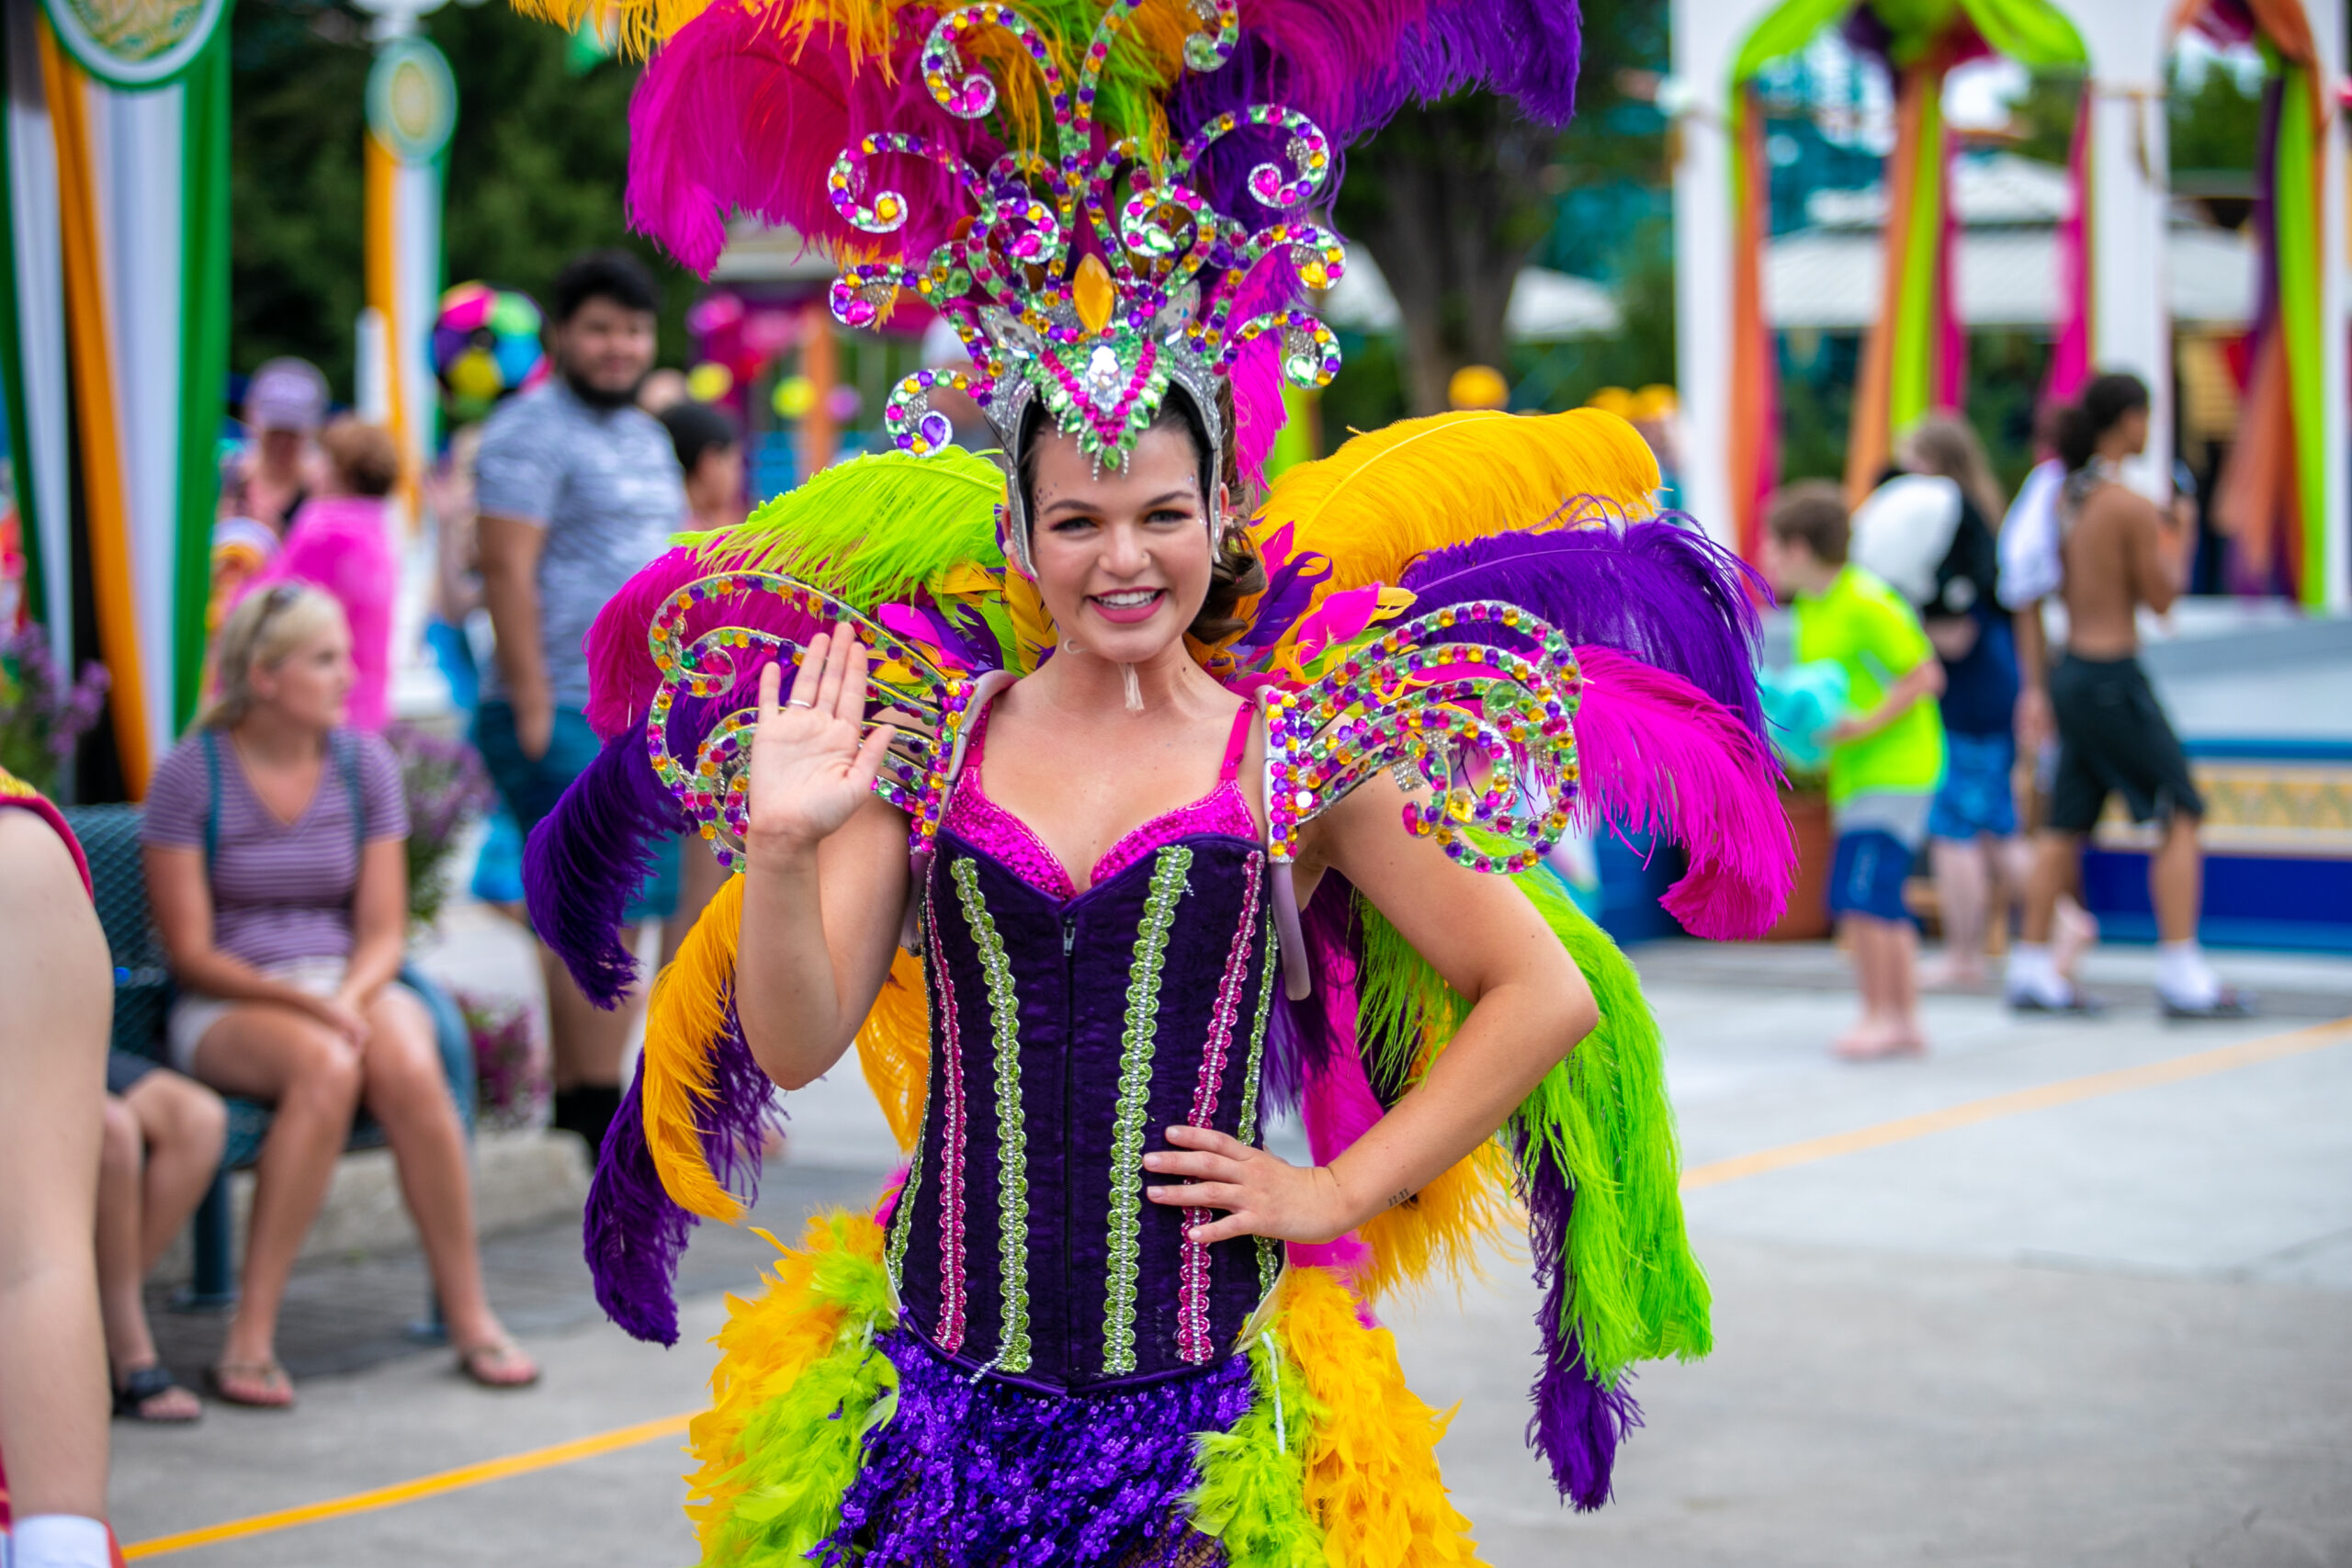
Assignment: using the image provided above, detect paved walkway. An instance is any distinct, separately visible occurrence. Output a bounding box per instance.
[108,937,2352,1566]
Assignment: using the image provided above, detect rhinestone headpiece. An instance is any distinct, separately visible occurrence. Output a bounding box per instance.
[823,0,1346,570]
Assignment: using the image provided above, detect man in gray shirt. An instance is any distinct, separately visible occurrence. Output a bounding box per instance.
[473,251,703,1154]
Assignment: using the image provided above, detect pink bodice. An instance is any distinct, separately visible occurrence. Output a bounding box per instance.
[942,697,1260,902]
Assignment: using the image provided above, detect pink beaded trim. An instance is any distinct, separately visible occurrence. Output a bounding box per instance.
[926,892,968,1353]
[944,769,1078,902]
[1176,851,1263,1363]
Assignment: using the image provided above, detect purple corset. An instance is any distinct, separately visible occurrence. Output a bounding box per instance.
[889,806,1283,1393]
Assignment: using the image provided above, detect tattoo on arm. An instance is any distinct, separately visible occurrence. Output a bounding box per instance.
[1386,1188,1417,1211]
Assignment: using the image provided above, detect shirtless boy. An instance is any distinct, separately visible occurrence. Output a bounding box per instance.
[2006,373,2251,1019]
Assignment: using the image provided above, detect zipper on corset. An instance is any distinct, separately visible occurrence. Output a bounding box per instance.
[1059,909,1077,1376]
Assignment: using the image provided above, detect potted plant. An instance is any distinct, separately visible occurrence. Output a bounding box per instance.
[383,721,496,932]
[1766,765,1833,942]
[0,624,109,798]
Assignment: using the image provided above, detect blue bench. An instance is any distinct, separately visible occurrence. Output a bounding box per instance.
[62,804,475,1309]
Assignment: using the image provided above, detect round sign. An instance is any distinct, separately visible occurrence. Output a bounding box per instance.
[40,0,232,89]
[368,38,458,165]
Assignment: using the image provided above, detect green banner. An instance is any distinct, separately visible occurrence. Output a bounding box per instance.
[39,0,232,90]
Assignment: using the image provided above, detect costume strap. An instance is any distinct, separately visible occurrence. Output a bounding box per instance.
[1216,702,1255,784]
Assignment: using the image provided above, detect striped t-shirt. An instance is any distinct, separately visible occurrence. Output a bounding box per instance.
[141,729,408,968]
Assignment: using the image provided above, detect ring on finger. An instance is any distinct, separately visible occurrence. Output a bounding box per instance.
[786,696,814,709]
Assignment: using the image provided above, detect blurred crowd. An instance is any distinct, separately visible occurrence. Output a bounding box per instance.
[0,251,752,1562]
[1752,375,2250,1060]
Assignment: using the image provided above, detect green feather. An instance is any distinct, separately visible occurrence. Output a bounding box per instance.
[1350,850,1711,1386]
[1188,1329,1329,1567]
[682,448,1007,610]
[1505,866,1713,1382]
[698,1233,899,1566]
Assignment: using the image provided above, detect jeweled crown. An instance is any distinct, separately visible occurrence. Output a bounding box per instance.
[822,0,1346,562]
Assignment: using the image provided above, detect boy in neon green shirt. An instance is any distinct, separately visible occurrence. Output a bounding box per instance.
[1764,482,1947,1060]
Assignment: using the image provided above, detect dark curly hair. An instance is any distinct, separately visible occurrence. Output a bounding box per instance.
[1014,379,1264,646]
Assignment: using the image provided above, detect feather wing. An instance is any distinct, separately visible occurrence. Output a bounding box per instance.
[1398,520,1769,740]
[1568,645,1793,942]
[1248,410,1659,628]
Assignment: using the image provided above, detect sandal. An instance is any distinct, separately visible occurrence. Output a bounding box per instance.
[207,1359,295,1409]
[113,1362,201,1423]
[457,1338,541,1390]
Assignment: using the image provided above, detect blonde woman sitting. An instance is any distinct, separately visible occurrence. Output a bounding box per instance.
[141,585,537,1406]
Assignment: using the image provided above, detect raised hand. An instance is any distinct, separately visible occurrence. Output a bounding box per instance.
[744,623,897,861]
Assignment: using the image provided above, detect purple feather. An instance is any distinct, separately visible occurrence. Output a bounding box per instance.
[1397,518,1769,741]
[583,1000,781,1346]
[1522,1138,1643,1509]
[522,720,688,1009]
[1363,0,1585,131]
[1233,547,1334,660]
[583,1057,695,1345]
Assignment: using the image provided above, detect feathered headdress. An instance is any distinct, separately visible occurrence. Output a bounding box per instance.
[526,0,1587,566]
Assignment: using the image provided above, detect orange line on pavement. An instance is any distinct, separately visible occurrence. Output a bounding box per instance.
[125,1017,2352,1558]
[119,1412,692,1559]
[1680,1016,2352,1191]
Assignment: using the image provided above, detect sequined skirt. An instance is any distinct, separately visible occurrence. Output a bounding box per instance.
[682,1209,1486,1568]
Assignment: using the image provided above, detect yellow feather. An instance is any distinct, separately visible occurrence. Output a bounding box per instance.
[1278,1268,1487,1567]
[683,1212,886,1556]
[854,949,933,1153]
[999,566,1060,672]
[506,0,905,66]
[642,874,751,1222]
[1250,409,1661,607]
[1353,1139,1521,1305]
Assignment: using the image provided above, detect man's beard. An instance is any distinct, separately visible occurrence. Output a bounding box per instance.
[563,365,643,412]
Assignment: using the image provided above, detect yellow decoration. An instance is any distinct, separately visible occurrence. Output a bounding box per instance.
[448,348,504,402]
[1072,253,1116,334]
[682,1212,887,1558]
[639,872,752,1222]
[1445,364,1508,411]
[687,360,735,402]
[1279,1267,1487,1566]
[854,951,933,1152]
[773,375,817,419]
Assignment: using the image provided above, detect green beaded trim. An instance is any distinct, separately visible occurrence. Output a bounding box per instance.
[952,857,1032,1373]
[1102,845,1193,1375]
[1235,916,1280,1147]
[1238,920,1283,1301]
[886,993,933,1290]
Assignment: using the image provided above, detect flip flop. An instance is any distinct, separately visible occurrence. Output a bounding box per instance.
[457,1338,541,1390]
[2161,987,2258,1021]
[113,1362,201,1424]
[207,1359,295,1409]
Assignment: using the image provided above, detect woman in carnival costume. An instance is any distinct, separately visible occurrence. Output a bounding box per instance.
[514,0,1795,1559]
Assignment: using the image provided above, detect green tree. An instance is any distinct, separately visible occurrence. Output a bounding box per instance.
[1331,0,1668,415]
[230,1,690,402]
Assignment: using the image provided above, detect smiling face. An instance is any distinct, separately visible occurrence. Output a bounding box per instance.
[1024,420,1221,665]
[249,620,355,733]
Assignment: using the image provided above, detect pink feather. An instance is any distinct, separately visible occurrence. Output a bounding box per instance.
[581,545,828,740]
[628,4,999,276]
[1569,644,1794,941]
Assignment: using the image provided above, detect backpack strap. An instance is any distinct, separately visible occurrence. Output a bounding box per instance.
[200,729,221,866]
[331,730,365,851]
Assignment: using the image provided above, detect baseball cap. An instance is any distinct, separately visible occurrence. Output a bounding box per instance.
[246,357,330,434]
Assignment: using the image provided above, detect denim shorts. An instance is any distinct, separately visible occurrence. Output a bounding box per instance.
[1928,730,2019,841]
[1828,829,1916,923]
[474,701,680,924]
